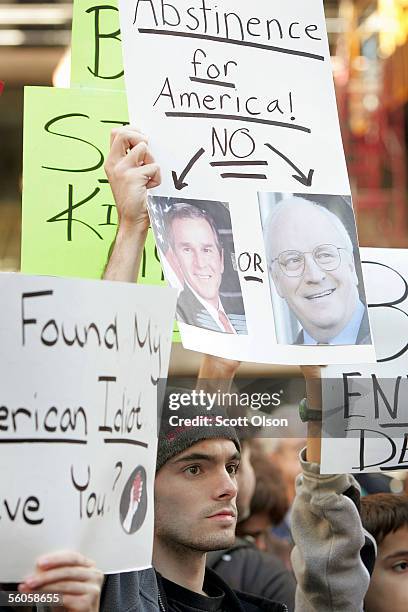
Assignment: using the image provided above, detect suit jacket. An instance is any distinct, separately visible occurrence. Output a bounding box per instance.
[176,285,247,335]
[294,308,371,345]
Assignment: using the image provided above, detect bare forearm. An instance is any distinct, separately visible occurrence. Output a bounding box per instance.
[103,127,160,282]
[103,225,148,282]
[197,355,240,393]
[305,375,322,464]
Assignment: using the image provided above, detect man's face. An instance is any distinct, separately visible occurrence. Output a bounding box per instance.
[269,204,359,342]
[364,526,408,612]
[154,439,239,552]
[171,217,224,308]
[271,438,304,505]
[238,511,271,552]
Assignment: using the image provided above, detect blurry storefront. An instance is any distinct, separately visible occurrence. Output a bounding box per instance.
[333,0,408,246]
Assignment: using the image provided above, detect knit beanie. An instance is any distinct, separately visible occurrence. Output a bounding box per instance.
[156,387,241,472]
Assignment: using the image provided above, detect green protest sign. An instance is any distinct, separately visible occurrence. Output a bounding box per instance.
[21,86,179,338]
[71,0,125,90]
[22,86,128,277]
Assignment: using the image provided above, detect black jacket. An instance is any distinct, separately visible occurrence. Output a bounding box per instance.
[156,568,287,612]
[206,539,295,611]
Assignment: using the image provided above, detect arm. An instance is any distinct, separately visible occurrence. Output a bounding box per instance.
[198,355,240,382]
[103,127,161,282]
[290,366,370,612]
[197,355,240,395]
[18,551,103,612]
[301,365,322,464]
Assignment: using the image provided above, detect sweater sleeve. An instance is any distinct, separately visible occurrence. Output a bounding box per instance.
[291,449,370,612]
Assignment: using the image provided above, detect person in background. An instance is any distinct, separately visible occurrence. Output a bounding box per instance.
[236,445,292,569]
[361,493,408,612]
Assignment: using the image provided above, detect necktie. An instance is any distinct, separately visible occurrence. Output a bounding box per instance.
[218,309,234,334]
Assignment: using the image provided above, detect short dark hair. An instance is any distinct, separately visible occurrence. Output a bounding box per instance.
[361,493,408,546]
[248,448,288,525]
[167,202,222,255]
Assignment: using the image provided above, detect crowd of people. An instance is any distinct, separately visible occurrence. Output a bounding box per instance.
[1,127,407,612]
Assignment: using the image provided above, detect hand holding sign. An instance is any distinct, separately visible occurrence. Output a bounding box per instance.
[18,551,103,612]
[105,126,161,231]
[104,127,162,281]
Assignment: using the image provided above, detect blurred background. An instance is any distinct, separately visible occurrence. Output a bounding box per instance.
[1,0,408,377]
[1,0,407,500]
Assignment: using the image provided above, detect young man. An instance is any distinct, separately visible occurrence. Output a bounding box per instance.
[361,493,408,612]
[100,395,287,611]
[102,126,374,611]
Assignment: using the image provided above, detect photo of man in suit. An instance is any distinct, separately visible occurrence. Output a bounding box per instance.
[263,195,371,345]
[148,199,247,334]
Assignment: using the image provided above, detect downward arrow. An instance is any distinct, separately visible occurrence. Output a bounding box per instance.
[172,148,205,190]
[265,143,314,187]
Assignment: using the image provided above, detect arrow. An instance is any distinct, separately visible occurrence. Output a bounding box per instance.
[264,143,314,187]
[172,148,205,190]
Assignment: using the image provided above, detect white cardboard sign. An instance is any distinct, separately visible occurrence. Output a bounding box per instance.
[119,0,375,365]
[0,273,176,581]
[321,248,408,473]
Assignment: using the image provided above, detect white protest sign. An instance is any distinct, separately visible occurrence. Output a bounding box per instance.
[321,247,408,474]
[0,273,176,581]
[118,0,375,365]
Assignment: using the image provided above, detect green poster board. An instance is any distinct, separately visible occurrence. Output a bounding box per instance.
[71,0,125,90]
[22,86,127,277]
[21,86,179,339]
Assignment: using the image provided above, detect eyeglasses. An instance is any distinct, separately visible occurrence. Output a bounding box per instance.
[271,244,347,277]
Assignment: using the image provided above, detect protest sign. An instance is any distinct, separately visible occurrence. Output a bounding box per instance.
[118,0,375,364]
[21,87,180,339]
[71,0,125,89]
[21,86,128,278]
[0,273,176,581]
[321,247,408,473]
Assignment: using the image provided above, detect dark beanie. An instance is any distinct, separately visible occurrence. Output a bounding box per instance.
[156,387,241,472]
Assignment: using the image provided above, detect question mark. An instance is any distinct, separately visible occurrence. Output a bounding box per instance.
[112,461,123,491]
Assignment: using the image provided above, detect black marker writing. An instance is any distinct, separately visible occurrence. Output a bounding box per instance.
[42,114,104,173]
[211,127,255,159]
[134,316,162,384]
[71,464,106,519]
[238,252,264,283]
[21,291,119,350]
[86,5,124,80]
[0,495,44,525]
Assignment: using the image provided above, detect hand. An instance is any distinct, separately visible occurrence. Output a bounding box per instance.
[18,551,103,612]
[104,127,161,234]
[198,355,241,380]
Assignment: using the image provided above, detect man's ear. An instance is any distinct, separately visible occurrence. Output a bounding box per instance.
[220,249,224,274]
[271,264,284,298]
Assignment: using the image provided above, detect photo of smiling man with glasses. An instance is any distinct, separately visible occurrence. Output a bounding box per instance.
[261,194,371,345]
